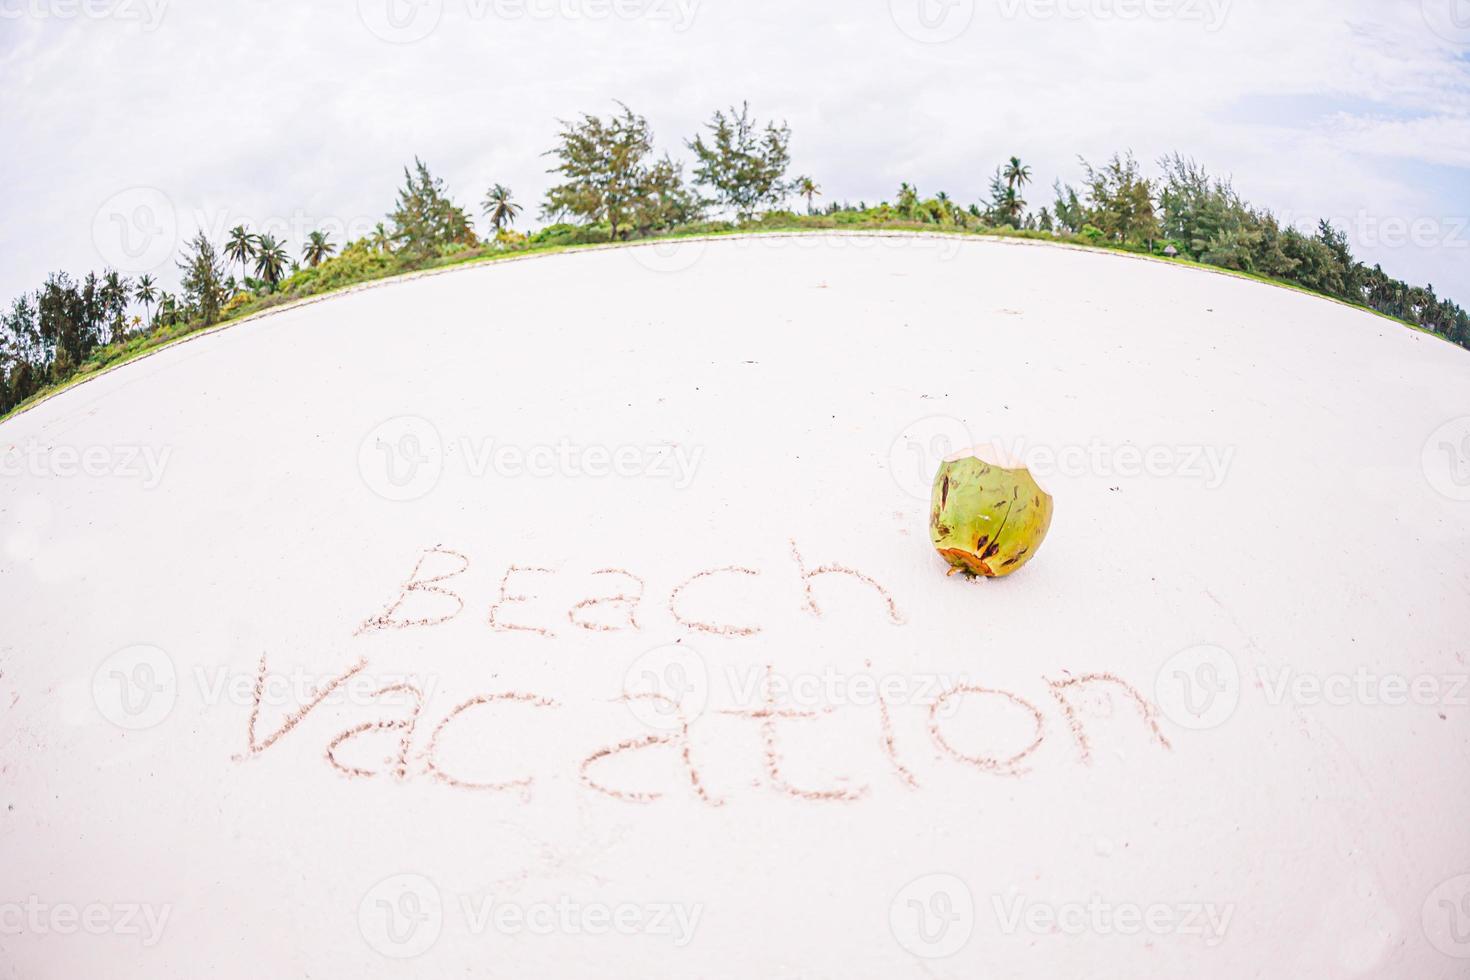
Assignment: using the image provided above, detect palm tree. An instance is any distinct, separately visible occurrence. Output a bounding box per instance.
[1003,156,1033,193]
[302,230,336,268]
[896,182,919,219]
[998,187,1025,227]
[481,184,522,235]
[795,175,821,215]
[134,274,157,326]
[224,225,258,285]
[370,222,392,253]
[102,270,130,340]
[253,234,289,288]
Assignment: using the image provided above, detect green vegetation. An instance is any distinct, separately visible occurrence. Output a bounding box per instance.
[3,103,1467,421]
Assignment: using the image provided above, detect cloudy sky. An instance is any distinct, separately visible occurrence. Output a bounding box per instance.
[1,0,1468,306]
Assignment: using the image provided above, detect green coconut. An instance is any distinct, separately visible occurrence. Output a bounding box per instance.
[930,449,1053,578]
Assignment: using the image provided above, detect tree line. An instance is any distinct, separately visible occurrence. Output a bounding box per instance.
[2,103,1465,416]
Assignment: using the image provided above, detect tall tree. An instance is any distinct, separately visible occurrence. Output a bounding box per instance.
[134,274,157,326]
[302,230,337,268]
[178,233,229,325]
[629,157,701,236]
[388,158,476,261]
[988,168,1025,227]
[794,175,821,215]
[482,184,522,235]
[36,272,92,367]
[1079,152,1160,247]
[543,104,658,241]
[370,222,392,253]
[687,102,793,220]
[1052,181,1085,233]
[895,182,920,220]
[101,270,131,342]
[252,233,289,289]
[1003,156,1033,193]
[224,225,258,286]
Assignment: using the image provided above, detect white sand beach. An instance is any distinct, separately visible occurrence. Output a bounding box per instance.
[2,232,1468,977]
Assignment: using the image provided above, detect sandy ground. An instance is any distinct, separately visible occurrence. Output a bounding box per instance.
[1,232,1468,978]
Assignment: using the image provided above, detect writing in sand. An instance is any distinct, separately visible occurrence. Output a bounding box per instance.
[238,541,1173,805]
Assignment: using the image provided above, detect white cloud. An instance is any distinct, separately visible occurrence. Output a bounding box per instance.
[1,0,1468,305]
